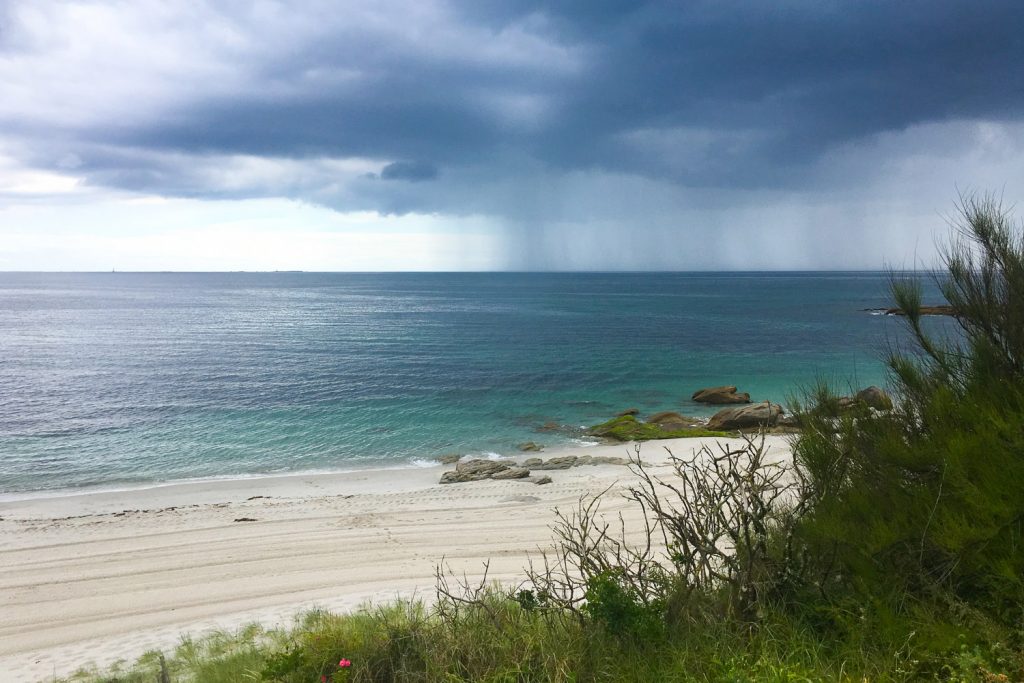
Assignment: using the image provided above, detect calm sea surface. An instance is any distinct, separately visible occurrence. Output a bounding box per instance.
[0,272,940,494]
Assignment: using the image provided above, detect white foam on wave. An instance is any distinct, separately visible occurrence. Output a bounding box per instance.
[407,458,440,468]
[485,451,507,459]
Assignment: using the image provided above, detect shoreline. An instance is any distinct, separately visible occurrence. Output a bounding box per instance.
[0,435,609,515]
[0,437,606,507]
[0,434,792,681]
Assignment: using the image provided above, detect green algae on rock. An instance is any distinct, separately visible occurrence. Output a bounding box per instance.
[587,414,727,442]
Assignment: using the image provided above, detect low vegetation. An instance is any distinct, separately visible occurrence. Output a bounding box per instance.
[68,194,1024,682]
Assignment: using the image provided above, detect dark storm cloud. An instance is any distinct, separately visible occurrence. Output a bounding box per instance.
[4,0,1024,212]
[379,161,439,182]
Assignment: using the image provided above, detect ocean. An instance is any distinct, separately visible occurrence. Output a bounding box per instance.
[0,272,940,495]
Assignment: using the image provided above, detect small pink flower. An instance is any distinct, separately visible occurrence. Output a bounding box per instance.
[339,658,352,668]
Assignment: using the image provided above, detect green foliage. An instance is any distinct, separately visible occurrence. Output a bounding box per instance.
[588,414,728,441]
[582,569,666,641]
[792,193,1024,626]
[68,599,1001,683]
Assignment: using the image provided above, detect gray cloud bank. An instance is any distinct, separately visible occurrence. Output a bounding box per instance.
[2,0,1024,269]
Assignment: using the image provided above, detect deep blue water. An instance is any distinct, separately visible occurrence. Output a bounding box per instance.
[0,272,940,494]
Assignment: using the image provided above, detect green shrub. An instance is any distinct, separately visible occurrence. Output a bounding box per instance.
[582,569,666,642]
[792,193,1024,627]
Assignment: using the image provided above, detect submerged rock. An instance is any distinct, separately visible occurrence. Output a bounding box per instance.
[617,407,640,416]
[691,386,751,404]
[707,402,784,430]
[434,454,462,465]
[517,441,543,452]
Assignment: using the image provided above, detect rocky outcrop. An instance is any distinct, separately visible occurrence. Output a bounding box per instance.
[517,441,543,452]
[691,386,751,404]
[707,402,784,430]
[617,407,640,416]
[647,411,702,431]
[439,459,511,483]
[590,455,629,466]
[855,386,893,411]
[434,454,462,465]
[530,455,577,470]
[492,467,531,480]
[865,305,955,317]
[438,451,628,485]
[440,458,543,484]
[834,386,894,413]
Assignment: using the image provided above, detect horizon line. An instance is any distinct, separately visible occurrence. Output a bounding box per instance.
[0,268,934,275]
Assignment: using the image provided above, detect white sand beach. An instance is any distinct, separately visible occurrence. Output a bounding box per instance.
[0,436,792,682]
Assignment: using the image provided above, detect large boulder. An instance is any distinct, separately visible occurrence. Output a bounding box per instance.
[833,386,894,413]
[691,386,751,404]
[707,402,784,430]
[855,386,893,411]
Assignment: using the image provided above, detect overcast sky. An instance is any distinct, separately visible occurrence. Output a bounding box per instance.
[1,0,1023,271]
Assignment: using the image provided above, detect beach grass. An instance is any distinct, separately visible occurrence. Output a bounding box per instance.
[61,598,999,682]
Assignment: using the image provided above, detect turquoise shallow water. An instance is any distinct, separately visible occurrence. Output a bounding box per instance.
[0,272,940,494]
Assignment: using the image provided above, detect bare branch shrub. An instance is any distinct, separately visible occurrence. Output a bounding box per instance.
[627,432,806,619]
[512,433,809,628]
[518,480,668,625]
